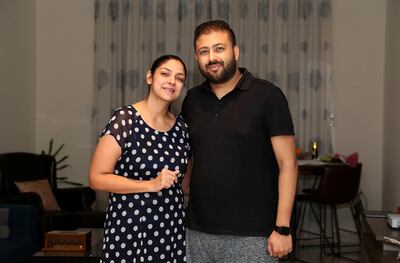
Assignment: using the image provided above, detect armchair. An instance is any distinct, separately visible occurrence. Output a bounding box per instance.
[0,204,41,263]
[0,152,105,234]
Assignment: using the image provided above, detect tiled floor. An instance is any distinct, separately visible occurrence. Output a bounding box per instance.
[286,231,360,263]
[288,247,360,263]
[288,196,362,263]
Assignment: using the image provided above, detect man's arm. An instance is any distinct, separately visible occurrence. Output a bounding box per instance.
[182,159,192,195]
[268,135,298,258]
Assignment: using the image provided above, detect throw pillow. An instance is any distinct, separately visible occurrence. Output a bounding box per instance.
[0,208,10,239]
[15,179,61,211]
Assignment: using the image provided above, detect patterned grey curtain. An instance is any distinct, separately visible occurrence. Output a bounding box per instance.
[93,0,334,155]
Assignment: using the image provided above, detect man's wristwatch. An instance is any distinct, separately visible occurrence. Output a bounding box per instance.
[273,225,291,236]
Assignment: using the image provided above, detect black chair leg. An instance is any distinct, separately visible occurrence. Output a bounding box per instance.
[330,206,335,254]
[333,205,341,256]
[350,200,362,242]
[297,199,307,238]
[320,204,324,263]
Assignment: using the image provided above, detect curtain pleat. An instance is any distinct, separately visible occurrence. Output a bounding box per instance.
[93,0,334,155]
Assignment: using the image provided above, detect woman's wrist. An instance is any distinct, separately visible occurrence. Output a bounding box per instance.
[146,179,157,193]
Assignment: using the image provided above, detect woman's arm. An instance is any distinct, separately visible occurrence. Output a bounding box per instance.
[88,135,178,194]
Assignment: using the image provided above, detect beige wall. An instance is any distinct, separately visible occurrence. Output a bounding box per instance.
[332,0,386,210]
[383,0,400,211]
[0,0,94,185]
[0,0,36,152]
[35,0,94,184]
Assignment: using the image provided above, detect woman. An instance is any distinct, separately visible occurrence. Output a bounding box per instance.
[89,55,191,263]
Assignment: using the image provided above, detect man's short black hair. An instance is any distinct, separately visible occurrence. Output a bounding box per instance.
[193,20,237,49]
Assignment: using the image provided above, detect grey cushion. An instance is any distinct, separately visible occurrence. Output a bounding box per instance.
[0,208,10,239]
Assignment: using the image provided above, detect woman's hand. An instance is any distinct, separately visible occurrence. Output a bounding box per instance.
[151,169,179,192]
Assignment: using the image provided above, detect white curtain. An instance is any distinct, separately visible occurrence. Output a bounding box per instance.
[93,0,334,155]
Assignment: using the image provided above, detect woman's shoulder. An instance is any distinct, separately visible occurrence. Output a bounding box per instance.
[114,104,138,113]
[108,105,139,125]
[176,114,189,130]
[113,105,139,116]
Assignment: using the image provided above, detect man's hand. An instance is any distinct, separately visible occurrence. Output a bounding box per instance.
[267,231,293,258]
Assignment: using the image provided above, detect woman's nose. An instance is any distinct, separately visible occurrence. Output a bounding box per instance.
[168,76,175,85]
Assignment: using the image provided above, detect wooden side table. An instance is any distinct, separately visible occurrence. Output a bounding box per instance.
[361,217,400,263]
[31,228,103,263]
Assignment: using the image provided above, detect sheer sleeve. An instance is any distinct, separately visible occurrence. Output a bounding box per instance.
[101,106,136,151]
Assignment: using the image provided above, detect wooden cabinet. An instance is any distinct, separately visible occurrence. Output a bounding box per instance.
[361,217,400,263]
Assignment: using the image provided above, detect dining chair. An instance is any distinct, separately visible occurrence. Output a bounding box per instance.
[296,163,362,263]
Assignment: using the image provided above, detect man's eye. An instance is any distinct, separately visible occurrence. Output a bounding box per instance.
[199,50,208,55]
[216,47,224,52]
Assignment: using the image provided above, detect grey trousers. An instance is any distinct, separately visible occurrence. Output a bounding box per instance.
[186,228,278,263]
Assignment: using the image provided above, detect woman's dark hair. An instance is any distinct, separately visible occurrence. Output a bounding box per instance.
[150,54,187,77]
[193,20,237,49]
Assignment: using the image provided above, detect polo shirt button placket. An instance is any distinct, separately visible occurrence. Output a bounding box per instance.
[215,101,222,118]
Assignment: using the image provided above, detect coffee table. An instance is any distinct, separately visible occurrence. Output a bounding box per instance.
[31,228,103,263]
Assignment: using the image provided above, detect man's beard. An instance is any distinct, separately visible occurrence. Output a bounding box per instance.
[199,58,237,84]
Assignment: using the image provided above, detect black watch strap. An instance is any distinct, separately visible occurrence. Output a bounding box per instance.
[273,225,291,236]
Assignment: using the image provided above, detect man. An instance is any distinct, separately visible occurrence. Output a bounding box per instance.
[181,20,298,262]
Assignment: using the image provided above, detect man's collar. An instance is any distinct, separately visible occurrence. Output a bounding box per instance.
[236,68,252,91]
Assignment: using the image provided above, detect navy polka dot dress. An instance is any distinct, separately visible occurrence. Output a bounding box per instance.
[100,105,190,263]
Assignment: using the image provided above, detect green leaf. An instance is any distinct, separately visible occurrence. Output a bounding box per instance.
[57,164,70,170]
[41,138,71,171]
[48,138,54,155]
[57,176,67,180]
[56,155,69,164]
[53,144,65,157]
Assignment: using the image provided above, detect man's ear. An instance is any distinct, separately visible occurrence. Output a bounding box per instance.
[146,71,153,85]
[234,45,240,61]
[194,42,199,62]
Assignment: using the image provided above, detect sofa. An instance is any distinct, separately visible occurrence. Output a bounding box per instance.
[0,152,105,235]
[0,204,41,263]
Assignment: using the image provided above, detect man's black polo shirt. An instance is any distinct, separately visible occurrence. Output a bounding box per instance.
[181,68,294,237]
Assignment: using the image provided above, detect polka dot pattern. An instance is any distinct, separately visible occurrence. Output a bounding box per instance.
[100,105,190,263]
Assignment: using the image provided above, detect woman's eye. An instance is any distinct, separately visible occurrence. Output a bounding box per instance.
[176,78,185,83]
[161,72,168,76]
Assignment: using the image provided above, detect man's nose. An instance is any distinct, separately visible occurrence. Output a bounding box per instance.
[208,50,217,61]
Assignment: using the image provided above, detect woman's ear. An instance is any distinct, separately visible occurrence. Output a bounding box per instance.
[146,71,153,85]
